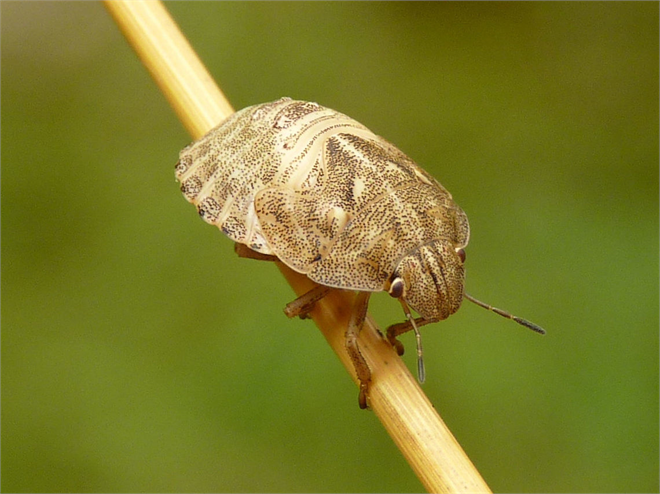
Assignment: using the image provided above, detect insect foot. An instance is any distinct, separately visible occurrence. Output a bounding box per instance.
[176,97,545,409]
[386,317,432,356]
[283,285,332,320]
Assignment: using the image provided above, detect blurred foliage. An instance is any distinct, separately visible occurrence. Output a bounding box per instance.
[2,2,658,493]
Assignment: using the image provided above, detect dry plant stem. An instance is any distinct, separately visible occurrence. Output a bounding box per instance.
[105,0,233,138]
[104,1,491,492]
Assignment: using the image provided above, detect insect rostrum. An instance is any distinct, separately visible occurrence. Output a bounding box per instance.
[175,97,544,409]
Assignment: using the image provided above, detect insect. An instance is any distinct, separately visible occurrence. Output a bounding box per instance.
[175,97,545,409]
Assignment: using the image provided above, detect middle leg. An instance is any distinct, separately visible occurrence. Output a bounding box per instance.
[345,291,372,409]
[386,317,435,356]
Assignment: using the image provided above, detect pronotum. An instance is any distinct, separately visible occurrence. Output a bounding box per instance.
[175,97,545,409]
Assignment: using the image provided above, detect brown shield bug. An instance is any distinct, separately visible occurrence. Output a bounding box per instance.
[175,97,545,409]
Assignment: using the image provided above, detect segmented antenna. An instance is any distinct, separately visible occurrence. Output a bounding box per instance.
[464,293,546,335]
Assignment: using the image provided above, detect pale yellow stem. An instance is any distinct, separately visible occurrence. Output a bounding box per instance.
[104,1,492,492]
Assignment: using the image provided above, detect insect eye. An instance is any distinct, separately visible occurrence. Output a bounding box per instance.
[457,248,466,263]
[388,277,405,299]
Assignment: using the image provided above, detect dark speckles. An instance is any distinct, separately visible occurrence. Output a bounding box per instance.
[175,155,192,175]
[273,101,321,130]
[180,176,203,200]
[197,197,221,224]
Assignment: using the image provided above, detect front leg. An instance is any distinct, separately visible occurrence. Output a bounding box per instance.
[386,317,435,356]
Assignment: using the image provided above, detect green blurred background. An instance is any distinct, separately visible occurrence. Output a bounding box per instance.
[2,2,658,492]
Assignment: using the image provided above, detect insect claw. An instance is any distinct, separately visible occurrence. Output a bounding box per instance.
[390,336,406,357]
[358,383,369,410]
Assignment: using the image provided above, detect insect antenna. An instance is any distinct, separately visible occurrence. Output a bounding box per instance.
[399,300,426,383]
[464,293,546,335]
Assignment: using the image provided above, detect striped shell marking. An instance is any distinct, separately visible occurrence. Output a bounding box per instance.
[175,98,470,321]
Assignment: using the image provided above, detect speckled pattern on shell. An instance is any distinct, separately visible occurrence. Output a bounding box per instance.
[175,98,470,321]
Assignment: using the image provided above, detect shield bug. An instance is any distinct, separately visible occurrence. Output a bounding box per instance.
[175,97,545,409]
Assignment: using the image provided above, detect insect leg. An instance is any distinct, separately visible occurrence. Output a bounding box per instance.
[386,317,435,356]
[234,242,279,262]
[346,291,372,409]
[283,285,333,320]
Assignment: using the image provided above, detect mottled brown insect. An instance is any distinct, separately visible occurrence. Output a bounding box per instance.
[175,97,545,409]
